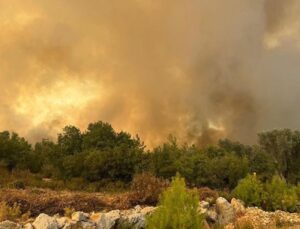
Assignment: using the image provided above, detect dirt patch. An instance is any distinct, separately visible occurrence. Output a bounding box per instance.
[0,189,132,217]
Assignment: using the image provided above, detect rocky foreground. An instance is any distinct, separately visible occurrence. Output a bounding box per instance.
[0,197,299,229]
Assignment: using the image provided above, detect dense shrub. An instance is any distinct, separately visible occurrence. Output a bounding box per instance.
[249,147,276,182]
[0,122,300,194]
[0,131,32,171]
[233,174,299,212]
[232,174,265,207]
[264,176,298,212]
[129,173,169,205]
[208,154,249,189]
[258,129,300,184]
[146,175,203,229]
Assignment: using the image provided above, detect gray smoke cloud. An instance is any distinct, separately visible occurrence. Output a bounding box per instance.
[0,0,300,147]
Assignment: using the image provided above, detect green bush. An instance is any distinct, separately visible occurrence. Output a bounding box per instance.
[146,174,203,229]
[264,175,298,212]
[233,174,299,212]
[1,123,300,195]
[232,174,265,207]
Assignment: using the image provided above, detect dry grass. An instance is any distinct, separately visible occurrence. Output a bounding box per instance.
[233,219,255,229]
[64,207,75,218]
[0,202,21,221]
[0,188,132,217]
[198,187,219,203]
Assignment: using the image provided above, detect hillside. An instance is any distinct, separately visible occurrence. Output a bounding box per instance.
[0,123,300,228]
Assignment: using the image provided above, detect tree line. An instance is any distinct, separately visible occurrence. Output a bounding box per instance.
[0,121,299,190]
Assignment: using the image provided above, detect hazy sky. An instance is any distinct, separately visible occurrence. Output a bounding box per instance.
[1,0,300,147]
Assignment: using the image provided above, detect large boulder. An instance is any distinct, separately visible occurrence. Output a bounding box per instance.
[118,206,157,229]
[56,217,69,228]
[80,221,96,229]
[198,201,210,215]
[134,205,142,212]
[33,213,59,229]
[71,211,89,222]
[216,197,235,225]
[199,201,210,210]
[231,198,246,217]
[120,212,145,229]
[140,206,156,216]
[0,221,19,229]
[24,223,33,229]
[207,209,218,223]
[95,210,120,229]
[62,221,81,229]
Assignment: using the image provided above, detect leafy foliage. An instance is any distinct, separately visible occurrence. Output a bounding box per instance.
[0,131,31,171]
[264,175,298,212]
[58,126,83,155]
[258,129,300,183]
[146,175,203,229]
[233,174,299,212]
[0,120,299,213]
[233,174,265,207]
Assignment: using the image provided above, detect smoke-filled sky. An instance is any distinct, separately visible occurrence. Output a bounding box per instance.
[1,0,300,147]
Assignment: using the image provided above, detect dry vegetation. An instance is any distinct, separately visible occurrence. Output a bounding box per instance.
[0,173,171,219]
[129,172,169,206]
[0,202,21,222]
[0,188,129,217]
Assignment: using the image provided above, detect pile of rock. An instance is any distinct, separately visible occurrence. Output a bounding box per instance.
[0,197,299,229]
[198,197,243,226]
[225,207,300,229]
[0,206,156,229]
[199,197,300,229]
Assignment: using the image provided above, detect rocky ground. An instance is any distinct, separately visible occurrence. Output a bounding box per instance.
[0,197,299,229]
[0,205,156,229]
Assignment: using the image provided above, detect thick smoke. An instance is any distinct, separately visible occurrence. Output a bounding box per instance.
[1,0,300,147]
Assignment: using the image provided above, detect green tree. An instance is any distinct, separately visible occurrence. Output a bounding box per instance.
[191,151,211,187]
[61,152,85,179]
[146,175,203,229]
[233,174,265,207]
[249,147,276,182]
[58,126,82,155]
[265,175,298,212]
[151,137,182,179]
[0,131,32,171]
[34,139,62,178]
[258,129,300,182]
[82,147,142,182]
[82,121,144,151]
[218,139,252,157]
[82,121,117,150]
